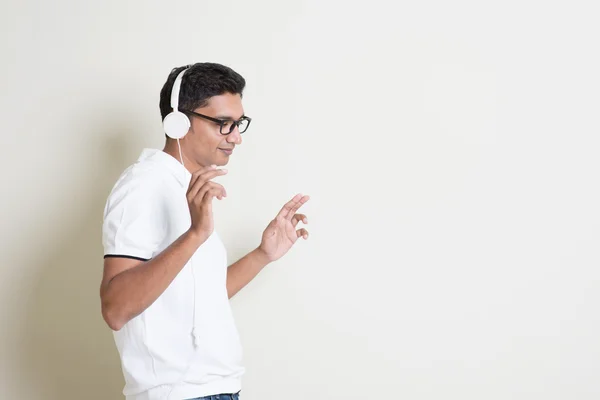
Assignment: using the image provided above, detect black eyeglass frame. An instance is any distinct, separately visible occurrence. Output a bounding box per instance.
[184,110,252,135]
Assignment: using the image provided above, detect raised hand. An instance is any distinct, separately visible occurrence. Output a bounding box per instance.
[258,193,310,262]
[186,165,228,239]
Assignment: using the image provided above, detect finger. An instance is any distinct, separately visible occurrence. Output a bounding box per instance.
[204,181,226,196]
[189,179,226,204]
[188,168,227,196]
[276,193,303,219]
[188,165,226,193]
[291,214,308,227]
[188,164,218,189]
[187,169,228,200]
[286,195,310,221]
[196,183,226,203]
[202,187,224,204]
[194,183,216,206]
[296,228,309,240]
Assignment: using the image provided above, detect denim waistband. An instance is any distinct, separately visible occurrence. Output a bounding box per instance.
[187,391,241,400]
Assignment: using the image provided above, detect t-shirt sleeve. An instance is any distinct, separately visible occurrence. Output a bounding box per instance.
[102,176,167,261]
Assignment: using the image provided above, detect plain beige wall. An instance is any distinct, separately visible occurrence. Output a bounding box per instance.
[1,0,599,399]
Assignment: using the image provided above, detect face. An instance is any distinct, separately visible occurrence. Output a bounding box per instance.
[184,93,245,167]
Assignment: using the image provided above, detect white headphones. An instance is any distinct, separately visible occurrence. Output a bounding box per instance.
[163,67,191,139]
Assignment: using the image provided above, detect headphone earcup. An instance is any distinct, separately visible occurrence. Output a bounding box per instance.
[163,111,190,139]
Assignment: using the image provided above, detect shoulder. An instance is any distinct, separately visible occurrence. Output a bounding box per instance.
[109,159,175,200]
[104,158,182,219]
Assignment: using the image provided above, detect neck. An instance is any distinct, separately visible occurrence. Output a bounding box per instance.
[163,139,202,173]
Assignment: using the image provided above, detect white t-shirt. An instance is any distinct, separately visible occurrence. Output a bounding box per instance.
[102,148,245,400]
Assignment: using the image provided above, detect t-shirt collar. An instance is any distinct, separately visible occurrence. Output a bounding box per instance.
[138,148,192,187]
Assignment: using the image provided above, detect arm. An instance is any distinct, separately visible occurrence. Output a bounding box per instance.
[226,193,310,299]
[100,165,228,331]
[226,248,270,299]
[100,230,207,331]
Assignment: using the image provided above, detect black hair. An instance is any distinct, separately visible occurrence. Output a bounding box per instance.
[159,62,246,120]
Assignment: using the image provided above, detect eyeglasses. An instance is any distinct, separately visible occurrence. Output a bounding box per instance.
[184,110,252,135]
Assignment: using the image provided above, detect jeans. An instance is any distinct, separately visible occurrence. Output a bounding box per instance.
[187,392,240,400]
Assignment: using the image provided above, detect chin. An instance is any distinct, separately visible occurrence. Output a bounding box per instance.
[217,155,231,166]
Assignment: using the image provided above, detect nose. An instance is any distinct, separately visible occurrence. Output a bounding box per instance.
[226,126,242,145]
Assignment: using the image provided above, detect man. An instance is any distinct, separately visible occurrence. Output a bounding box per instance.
[100,62,309,400]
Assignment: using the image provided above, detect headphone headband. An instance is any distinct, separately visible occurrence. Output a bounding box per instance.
[170,67,189,112]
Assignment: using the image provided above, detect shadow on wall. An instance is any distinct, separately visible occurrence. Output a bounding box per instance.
[17,124,141,400]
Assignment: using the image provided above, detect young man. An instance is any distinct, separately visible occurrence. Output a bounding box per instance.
[100,62,309,400]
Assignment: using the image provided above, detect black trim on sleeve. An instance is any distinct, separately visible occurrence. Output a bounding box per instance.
[104,254,151,262]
